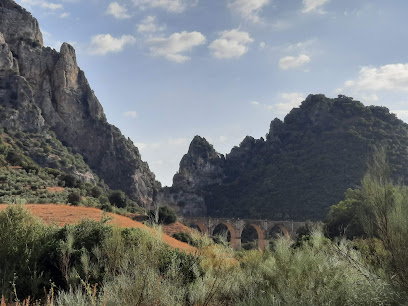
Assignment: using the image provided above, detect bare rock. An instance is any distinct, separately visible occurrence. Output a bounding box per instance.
[0,0,160,206]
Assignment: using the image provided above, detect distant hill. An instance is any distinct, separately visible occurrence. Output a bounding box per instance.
[165,94,408,221]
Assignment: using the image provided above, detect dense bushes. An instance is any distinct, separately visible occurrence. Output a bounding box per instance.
[0,205,56,299]
[172,232,197,247]
[326,147,408,291]
[0,205,405,305]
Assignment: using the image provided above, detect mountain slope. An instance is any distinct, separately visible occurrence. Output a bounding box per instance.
[168,94,408,220]
[0,0,160,206]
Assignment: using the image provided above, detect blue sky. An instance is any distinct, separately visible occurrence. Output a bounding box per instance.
[16,0,408,186]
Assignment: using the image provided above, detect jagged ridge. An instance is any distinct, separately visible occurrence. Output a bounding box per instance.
[169,94,408,220]
[0,0,160,206]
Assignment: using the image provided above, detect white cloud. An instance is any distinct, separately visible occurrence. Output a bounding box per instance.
[20,0,63,10]
[275,92,305,114]
[344,64,408,92]
[59,12,69,18]
[106,2,131,19]
[259,41,266,49]
[209,29,253,59]
[394,110,408,123]
[228,0,270,23]
[361,93,379,103]
[89,34,136,55]
[133,0,197,13]
[279,54,310,70]
[250,93,304,115]
[286,39,316,52]
[123,111,138,118]
[137,16,165,34]
[147,31,206,63]
[302,0,329,14]
[134,142,148,150]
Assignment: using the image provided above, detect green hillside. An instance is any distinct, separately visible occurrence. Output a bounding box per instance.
[0,128,141,212]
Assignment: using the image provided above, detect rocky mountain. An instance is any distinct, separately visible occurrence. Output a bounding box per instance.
[167,94,408,220]
[160,136,225,216]
[0,0,160,207]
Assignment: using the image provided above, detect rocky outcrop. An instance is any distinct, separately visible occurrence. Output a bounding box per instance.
[173,136,225,190]
[162,136,225,216]
[0,0,160,206]
[171,95,408,220]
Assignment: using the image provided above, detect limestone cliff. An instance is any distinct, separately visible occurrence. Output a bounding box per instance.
[162,136,225,216]
[0,0,160,206]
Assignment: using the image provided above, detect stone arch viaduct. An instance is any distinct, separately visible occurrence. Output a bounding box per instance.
[179,217,306,251]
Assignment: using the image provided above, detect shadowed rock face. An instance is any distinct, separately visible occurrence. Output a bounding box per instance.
[170,95,408,220]
[0,0,160,206]
[160,136,225,216]
[173,136,225,191]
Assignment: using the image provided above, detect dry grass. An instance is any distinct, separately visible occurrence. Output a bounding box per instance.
[162,221,193,237]
[45,186,65,193]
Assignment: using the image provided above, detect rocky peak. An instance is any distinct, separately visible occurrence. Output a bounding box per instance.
[283,94,332,127]
[266,118,283,142]
[0,0,43,49]
[0,1,160,206]
[185,135,222,161]
[56,43,79,89]
[173,136,225,191]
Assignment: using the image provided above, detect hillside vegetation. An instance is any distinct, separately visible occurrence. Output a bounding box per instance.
[170,95,408,220]
[0,128,141,213]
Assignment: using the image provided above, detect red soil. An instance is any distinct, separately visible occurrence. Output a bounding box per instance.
[162,221,193,237]
[0,204,196,253]
[46,186,65,193]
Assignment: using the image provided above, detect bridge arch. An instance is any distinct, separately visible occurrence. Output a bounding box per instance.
[179,217,305,250]
[188,221,207,235]
[241,223,265,250]
[268,224,290,239]
[211,222,238,249]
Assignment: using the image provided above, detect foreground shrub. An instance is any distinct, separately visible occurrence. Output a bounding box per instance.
[0,206,403,305]
[326,147,408,292]
[0,205,57,300]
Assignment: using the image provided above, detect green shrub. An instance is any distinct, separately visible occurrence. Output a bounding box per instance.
[0,205,57,300]
[172,232,197,247]
[149,206,177,225]
[68,191,81,205]
[108,190,127,208]
[90,186,102,198]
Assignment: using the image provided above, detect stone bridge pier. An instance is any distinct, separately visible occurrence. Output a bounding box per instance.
[179,217,306,251]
